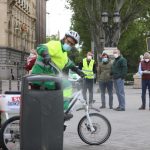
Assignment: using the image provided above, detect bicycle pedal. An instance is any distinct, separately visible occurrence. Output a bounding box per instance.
[64,113,73,121]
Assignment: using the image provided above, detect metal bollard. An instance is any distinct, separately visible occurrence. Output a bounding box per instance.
[9,79,11,91]
[0,80,2,94]
[17,79,20,91]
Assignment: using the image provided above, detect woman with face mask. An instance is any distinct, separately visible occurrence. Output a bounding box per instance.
[138,52,150,110]
[97,53,113,109]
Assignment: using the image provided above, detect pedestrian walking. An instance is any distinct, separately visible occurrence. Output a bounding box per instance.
[111,48,127,111]
[97,52,113,109]
[79,52,97,105]
[138,52,150,110]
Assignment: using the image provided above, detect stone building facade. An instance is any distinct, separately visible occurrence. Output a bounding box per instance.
[0,0,47,80]
[0,0,36,80]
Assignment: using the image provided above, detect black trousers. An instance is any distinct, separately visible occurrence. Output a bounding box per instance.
[82,78,94,103]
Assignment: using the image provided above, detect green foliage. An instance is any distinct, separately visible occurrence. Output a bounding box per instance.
[118,19,148,72]
[68,49,83,65]
[125,73,134,81]
[67,0,91,51]
[46,35,59,42]
[67,0,150,71]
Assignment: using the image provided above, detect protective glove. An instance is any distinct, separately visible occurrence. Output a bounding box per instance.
[78,70,86,78]
[42,51,51,65]
[70,66,86,78]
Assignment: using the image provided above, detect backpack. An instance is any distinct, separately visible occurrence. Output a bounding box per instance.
[24,54,37,71]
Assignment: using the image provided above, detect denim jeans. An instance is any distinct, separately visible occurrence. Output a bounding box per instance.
[114,78,125,109]
[99,80,113,108]
[141,80,150,108]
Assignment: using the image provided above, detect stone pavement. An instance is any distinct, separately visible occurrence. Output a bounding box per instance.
[63,84,150,150]
[1,80,150,150]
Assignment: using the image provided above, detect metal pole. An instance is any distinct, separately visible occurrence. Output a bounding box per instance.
[9,79,11,91]
[17,78,20,91]
[0,80,2,94]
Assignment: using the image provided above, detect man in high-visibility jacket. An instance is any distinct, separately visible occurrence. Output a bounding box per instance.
[31,30,85,120]
[79,52,97,105]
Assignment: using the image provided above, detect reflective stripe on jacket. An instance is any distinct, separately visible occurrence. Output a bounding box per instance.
[82,58,94,79]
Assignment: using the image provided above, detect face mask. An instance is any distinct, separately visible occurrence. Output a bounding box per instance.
[63,43,72,51]
[102,58,108,63]
[87,55,92,60]
[114,54,119,58]
[145,59,149,62]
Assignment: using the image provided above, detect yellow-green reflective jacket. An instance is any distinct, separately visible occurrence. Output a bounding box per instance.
[82,58,94,79]
[62,79,72,99]
[31,41,69,90]
[45,41,68,70]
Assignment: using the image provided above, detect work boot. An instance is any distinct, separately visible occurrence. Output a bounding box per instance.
[100,105,106,109]
[138,106,145,110]
[89,100,96,104]
[115,107,125,111]
[109,106,113,109]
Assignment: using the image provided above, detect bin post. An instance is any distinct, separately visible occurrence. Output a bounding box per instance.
[20,75,64,150]
[9,79,11,91]
[17,78,20,91]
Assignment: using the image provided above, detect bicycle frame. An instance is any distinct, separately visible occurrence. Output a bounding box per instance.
[64,81,97,132]
[48,61,99,132]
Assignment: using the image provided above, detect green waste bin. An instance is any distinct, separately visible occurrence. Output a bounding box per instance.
[20,75,64,150]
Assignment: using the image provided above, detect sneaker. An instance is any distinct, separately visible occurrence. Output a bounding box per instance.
[113,106,120,110]
[138,106,145,110]
[89,100,96,104]
[117,108,125,111]
[114,107,125,111]
[92,100,96,103]
[100,106,106,109]
[64,113,73,121]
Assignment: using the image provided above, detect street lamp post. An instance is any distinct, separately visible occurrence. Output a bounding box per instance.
[101,11,120,47]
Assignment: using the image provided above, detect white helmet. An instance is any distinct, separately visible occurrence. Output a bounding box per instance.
[65,30,80,44]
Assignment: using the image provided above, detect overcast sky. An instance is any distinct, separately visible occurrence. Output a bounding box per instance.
[46,0,73,38]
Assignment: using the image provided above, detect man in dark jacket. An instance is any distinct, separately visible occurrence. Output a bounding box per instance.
[111,49,127,111]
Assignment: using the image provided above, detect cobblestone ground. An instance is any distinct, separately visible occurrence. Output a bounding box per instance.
[63,84,150,150]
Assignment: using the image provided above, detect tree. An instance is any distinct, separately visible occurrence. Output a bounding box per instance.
[46,34,59,42]
[67,0,150,56]
[118,18,149,72]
